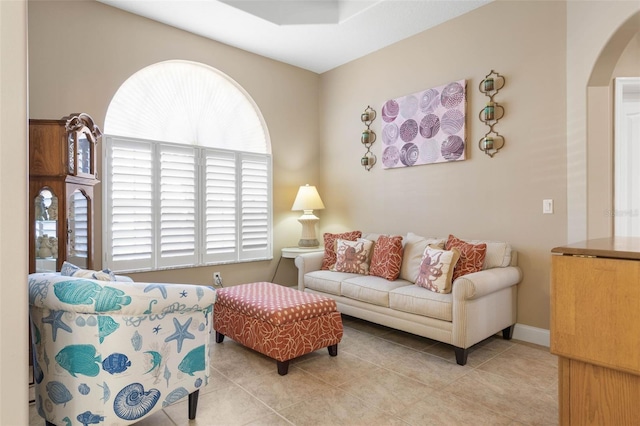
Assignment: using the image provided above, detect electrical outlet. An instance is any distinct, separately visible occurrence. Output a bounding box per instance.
[213,272,223,287]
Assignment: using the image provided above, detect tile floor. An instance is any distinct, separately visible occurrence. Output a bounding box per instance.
[29,315,558,425]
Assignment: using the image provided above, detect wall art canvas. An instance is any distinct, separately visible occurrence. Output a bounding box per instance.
[381,80,466,169]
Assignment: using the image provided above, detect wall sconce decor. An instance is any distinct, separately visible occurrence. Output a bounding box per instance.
[291,184,325,247]
[361,106,376,171]
[478,70,505,157]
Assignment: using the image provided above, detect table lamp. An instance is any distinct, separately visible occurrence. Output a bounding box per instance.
[291,184,325,247]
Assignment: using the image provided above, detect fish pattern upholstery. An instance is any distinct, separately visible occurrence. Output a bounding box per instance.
[28,273,216,426]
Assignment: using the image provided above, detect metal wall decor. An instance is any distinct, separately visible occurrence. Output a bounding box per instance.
[478,70,505,157]
[361,106,377,171]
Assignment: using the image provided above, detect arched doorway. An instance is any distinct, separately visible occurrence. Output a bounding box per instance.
[585,11,640,238]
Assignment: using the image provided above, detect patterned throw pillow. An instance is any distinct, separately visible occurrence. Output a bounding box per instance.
[369,235,404,280]
[332,239,374,275]
[415,246,460,293]
[60,261,116,281]
[445,234,487,281]
[321,231,362,270]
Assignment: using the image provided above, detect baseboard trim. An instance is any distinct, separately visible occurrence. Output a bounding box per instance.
[512,323,550,347]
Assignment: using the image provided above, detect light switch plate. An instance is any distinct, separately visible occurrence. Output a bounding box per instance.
[543,199,554,214]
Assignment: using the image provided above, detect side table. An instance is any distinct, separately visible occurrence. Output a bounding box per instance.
[272,246,324,285]
[281,246,324,259]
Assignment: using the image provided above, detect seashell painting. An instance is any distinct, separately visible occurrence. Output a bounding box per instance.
[381,80,466,168]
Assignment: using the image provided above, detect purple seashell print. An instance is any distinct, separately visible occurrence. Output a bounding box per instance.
[380,79,466,168]
[382,100,399,122]
[382,146,400,168]
[399,119,418,142]
[420,89,440,113]
[419,114,440,139]
[420,140,441,163]
[441,109,464,135]
[400,95,419,119]
[440,82,465,109]
[382,123,399,145]
[441,135,465,160]
[400,143,419,166]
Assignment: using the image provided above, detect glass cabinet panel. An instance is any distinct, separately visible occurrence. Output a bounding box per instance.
[67,190,89,268]
[34,188,58,272]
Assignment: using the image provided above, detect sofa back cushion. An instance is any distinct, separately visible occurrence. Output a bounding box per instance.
[400,233,445,283]
[369,235,404,281]
[321,231,362,270]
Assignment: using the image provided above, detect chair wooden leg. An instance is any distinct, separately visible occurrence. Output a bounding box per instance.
[188,389,200,420]
[215,331,225,343]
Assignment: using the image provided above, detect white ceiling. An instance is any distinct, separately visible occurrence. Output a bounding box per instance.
[98,0,491,74]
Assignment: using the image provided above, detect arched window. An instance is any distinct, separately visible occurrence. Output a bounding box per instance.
[103,60,272,272]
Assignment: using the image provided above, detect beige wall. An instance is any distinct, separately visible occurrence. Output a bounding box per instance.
[318,0,567,330]
[1,1,29,424]
[28,0,321,286]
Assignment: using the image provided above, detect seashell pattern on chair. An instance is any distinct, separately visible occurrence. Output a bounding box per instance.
[29,272,216,426]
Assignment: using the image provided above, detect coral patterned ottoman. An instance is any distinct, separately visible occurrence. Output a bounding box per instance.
[214,282,343,375]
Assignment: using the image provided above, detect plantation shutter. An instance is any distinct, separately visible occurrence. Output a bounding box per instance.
[105,137,154,271]
[158,145,197,268]
[240,154,271,260]
[203,150,237,263]
[104,136,271,272]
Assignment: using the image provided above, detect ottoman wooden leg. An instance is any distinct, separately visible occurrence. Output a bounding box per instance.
[328,344,338,357]
[215,331,225,343]
[277,360,290,376]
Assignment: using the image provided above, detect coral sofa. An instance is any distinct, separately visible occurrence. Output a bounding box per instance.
[28,271,216,426]
[295,232,522,365]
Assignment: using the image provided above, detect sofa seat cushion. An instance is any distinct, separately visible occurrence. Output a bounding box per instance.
[389,285,453,322]
[304,270,360,296]
[341,276,411,307]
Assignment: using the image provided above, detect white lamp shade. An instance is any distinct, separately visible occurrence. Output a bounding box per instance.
[291,184,325,211]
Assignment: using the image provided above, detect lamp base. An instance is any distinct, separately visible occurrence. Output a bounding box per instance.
[297,212,320,248]
[298,238,320,248]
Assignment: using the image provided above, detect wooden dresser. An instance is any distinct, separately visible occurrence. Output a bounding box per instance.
[551,237,640,425]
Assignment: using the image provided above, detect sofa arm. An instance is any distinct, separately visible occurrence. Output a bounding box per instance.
[452,266,522,301]
[295,251,324,290]
[28,273,217,316]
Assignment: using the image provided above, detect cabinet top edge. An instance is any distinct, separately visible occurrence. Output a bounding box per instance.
[552,237,640,260]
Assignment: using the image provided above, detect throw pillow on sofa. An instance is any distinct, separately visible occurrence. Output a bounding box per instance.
[332,238,374,274]
[415,245,460,293]
[321,230,362,270]
[445,234,487,280]
[369,235,404,280]
[400,232,445,283]
[60,261,116,281]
